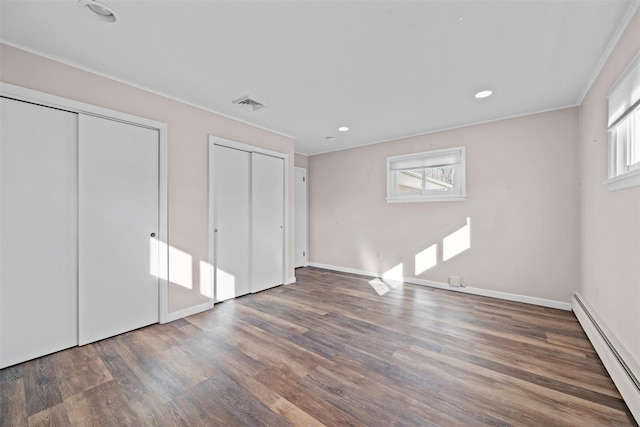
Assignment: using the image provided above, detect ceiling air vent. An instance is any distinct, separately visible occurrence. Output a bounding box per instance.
[233,95,266,111]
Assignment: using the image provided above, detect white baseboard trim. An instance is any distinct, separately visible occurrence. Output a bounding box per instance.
[572,293,640,423]
[165,277,296,322]
[307,262,572,311]
[307,262,379,278]
[285,276,297,285]
[409,277,572,311]
[165,301,213,323]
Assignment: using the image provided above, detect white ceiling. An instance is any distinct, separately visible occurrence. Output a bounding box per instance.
[0,0,637,155]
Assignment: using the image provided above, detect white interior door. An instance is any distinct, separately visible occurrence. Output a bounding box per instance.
[0,97,78,368]
[78,114,159,345]
[213,144,251,301]
[251,153,284,292]
[294,167,307,268]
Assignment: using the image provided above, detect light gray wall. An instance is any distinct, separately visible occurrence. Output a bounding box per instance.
[295,153,309,168]
[309,107,580,304]
[578,9,640,367]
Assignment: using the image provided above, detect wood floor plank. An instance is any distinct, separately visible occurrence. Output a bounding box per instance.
[110,333,192,403]
[450,333,622,398]
[51,345,112,400]
[269,397,326,427]
[224,319,331,378]
[1,364,24,383]
[1,375,28,427]
[299,365,430,427]
[175,380,243,426]
[64,379,144,426]
[127,327,217,390]
[28,402,73,427]
[235,302,309,335]
[22,357,64,416]
[240,315,341,360]
[439,344,627,410]
[395,344,636,426]
[127,396,181,427]
[546,330,598,351]
[93,339,150,402]
[254,366,366,427]
[200,371,290,427]
[301,359,473,426]
[1,266,636,426]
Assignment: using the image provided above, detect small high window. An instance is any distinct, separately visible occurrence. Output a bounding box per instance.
[607,53,640,191]
[386,146,466,203]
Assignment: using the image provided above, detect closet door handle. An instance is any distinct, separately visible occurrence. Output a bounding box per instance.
[150,232,156,237]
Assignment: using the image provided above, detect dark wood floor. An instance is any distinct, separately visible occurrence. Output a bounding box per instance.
[1,267,636,426]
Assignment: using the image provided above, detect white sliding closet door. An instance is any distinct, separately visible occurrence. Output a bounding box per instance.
[78,114,159,345]
[0,98,78,368]
[213,144,251,301]
[251,153,284,292]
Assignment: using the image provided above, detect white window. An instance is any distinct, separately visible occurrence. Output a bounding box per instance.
[607,53,640,191]
[386,146,466,203]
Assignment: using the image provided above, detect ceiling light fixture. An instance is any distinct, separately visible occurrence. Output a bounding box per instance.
[474,90,493,99]
[338,126,349,132]
[78,0,121,24]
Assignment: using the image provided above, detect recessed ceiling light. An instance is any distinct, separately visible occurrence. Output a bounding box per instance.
[474,90,493,99]
[78,0,121,24]
[338,126,349,132]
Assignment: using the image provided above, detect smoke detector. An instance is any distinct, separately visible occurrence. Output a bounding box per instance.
[233,96,266,111]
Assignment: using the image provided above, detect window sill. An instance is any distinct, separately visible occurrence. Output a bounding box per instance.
[386,194,467,203]
[605,169,640,191]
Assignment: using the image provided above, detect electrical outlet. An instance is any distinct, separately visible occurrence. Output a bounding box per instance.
[449,276,462,287]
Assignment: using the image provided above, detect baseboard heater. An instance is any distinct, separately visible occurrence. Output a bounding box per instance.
[572,293,640,423]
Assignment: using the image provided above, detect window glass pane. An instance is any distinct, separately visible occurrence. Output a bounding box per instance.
[614,120,628,176]
[397,169,422,193]
[424,166,455,192]
[629,107,640,170]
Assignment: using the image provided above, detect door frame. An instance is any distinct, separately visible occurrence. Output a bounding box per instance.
[294,166,308,268]
[208,135,289,304]
[0,82,170,323]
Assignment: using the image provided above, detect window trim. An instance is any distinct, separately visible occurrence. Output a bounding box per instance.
[386,146,467,203]
[606,101,640,191]
[606,52,640,191]
[604,168,640,191]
